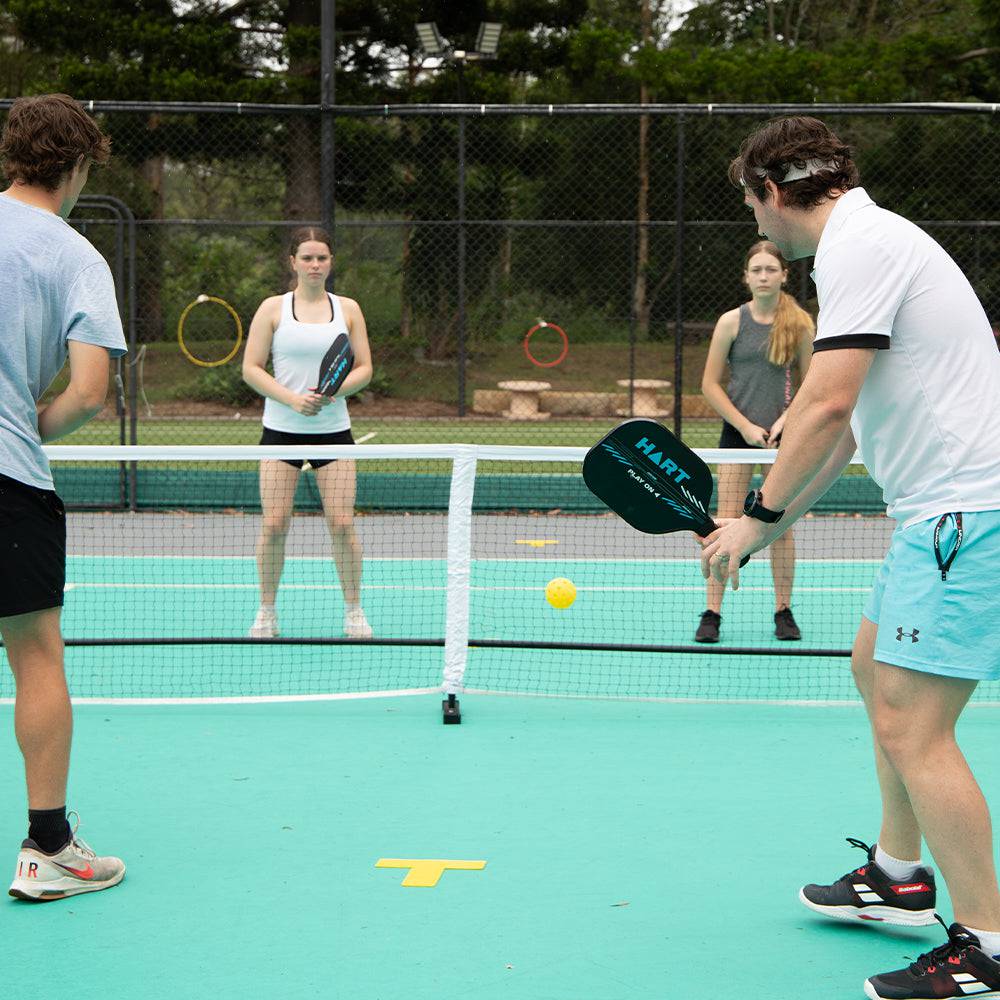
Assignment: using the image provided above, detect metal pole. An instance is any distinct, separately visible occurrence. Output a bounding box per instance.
[321,0,336,285]
[628,221,638,416]
[673,113,685,439]
[73,196,137,506]
[456,61,468,417]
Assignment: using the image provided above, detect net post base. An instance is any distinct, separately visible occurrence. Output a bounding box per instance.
[442,693,462,725]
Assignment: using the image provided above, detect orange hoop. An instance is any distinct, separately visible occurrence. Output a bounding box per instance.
[523,322,568,368]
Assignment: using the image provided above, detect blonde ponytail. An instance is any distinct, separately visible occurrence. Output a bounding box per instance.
[768,290,815,366]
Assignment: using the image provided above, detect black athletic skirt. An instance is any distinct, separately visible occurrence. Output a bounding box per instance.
[0,473,66,618]
[259,427,355,470]
[718,421,767,450]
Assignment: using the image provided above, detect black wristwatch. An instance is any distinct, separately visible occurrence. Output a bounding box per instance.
[743,489,784,524]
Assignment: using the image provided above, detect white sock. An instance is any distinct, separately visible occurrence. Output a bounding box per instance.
[965,925,1000,960]
[874,844,921,881]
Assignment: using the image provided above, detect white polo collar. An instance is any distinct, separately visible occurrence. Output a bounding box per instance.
[811,187,876,278]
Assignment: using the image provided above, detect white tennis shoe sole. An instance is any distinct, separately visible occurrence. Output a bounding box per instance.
[798,887,936,926]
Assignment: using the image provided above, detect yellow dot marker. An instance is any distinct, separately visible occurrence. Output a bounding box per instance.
[545,577,576,609]
[375,858,486,887]
[515,539,558,548]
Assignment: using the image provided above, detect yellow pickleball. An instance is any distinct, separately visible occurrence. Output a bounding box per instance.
[545,577,576,610]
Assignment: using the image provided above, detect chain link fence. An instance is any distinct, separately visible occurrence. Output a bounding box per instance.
[4,102,1000,449]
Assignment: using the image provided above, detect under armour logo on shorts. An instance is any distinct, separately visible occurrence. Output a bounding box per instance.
[896,627,919,643]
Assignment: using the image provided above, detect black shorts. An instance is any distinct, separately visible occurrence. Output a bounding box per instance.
[719,421,764,450]
[0,473,66,618]
[259,427,355,470]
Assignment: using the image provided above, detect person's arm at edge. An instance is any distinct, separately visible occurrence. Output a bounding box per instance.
[38,341,111,442]
[702,309,758,433]
[333,296,373,398]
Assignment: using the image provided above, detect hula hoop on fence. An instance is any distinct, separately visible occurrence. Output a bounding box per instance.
[523,321,568,368]
[177,294,244,368]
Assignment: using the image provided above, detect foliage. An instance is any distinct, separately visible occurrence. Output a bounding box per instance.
[6,0,1000,392]
[174,361,260,407]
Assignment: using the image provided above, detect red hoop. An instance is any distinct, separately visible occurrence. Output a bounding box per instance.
[523,322,568,368]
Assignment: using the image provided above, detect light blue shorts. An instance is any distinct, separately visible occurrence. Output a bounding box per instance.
[863,509,1000,682]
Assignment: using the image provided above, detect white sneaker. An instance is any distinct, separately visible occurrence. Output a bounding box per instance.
[9,815,125,902]
[250,606,279,638]
[344,605,373,639]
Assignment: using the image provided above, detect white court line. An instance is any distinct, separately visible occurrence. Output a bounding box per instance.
[66,555,885,565]
[354,432,378,444]
[3,692,997,708]
[65,582,872,594]
[0,687,441,707]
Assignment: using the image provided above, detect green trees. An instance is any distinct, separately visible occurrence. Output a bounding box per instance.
[4,0,999,379]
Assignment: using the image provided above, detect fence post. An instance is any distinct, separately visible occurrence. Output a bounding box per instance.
[457,104,468,417]
[673,112,686,439]
[321,0,336,279]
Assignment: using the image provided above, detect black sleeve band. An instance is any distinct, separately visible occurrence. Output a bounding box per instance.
[812,334,891,353]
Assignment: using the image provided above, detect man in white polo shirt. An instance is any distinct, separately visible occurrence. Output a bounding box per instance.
[702,115,1000,1000]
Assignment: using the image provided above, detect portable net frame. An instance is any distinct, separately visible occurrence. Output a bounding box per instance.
[0,444,902,708]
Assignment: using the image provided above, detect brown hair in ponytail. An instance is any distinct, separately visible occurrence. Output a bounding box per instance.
[743,240,815,366]
[287,226,332,291]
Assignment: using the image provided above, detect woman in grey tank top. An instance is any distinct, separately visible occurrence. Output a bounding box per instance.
[697,241,815,644]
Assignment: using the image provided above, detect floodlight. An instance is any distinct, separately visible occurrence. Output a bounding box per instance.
[416,22,447,56]
[475,21,503,57]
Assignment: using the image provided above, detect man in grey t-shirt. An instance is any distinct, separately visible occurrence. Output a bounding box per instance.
[1,94,127,901]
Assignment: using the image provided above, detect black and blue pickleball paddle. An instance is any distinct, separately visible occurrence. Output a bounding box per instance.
[583,418,749,565]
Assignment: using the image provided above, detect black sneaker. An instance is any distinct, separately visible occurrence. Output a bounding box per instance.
[799,837,937,926]
[694,610,720,643]
[774,606,801,640]
[864,917,1000,999]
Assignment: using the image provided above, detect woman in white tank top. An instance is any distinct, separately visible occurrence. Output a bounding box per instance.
[242,227,374,640]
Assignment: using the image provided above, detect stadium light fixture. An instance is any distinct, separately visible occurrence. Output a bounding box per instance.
[415,22,448,57]
[475,22,503,57]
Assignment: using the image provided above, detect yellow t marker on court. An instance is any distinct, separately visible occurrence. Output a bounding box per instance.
[375,858,486,887]
[515,539,558,548]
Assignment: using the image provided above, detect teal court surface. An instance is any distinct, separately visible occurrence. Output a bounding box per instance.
[5,697,1000,1000]
[4,503,1000,999]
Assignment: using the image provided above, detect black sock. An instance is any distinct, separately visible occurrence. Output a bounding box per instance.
[28,807,71,854]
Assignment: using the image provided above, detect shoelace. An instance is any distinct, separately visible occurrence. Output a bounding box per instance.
[838,837,875,878]
[911,916,977,976]
[66,811,97,861]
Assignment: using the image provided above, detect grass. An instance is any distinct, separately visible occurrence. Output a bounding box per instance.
[54,416,729,449]
[46,336,715,405]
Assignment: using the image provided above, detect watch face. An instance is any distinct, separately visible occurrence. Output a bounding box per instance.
[743,490,757,516]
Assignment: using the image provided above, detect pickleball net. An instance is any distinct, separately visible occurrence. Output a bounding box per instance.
[0,444,895,704]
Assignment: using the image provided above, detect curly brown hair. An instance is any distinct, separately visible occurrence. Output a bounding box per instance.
[1,94,111,191]
[728,116,859,210]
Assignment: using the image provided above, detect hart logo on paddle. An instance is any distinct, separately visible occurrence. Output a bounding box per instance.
[321,356,350,391]
[634,436,693,484]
